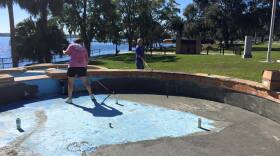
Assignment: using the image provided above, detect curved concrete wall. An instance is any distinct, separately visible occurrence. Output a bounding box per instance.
[46,69,280,124]
[1,69,280,124]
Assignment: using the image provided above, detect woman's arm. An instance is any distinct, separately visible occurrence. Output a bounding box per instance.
[63,44,73,55]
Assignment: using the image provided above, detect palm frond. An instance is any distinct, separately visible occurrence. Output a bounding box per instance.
[48,0,63,16]
[17,0,40,16]
[0,0,8,8]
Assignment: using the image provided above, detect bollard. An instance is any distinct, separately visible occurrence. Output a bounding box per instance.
[82,151,87,156]
[16,118,21,130]
[198,118,202,128]
[115,100,118,104]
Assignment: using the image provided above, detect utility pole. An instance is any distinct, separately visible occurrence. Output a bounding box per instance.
[267,0,277,62]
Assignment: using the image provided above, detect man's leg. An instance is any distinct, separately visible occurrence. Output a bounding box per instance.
[136,60,144,69]
[140,61,144,69]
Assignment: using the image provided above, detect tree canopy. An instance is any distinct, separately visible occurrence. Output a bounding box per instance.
[183,0,280,45]
[14,18,68,63]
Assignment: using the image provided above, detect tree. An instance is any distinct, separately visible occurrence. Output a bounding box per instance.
[171,16,184,37]
[17,0,64,62]
[247,0,280,41]
[107,1,123,56]
[116,0,140,51]
[159,0,181,34]
[62,0,122,56]
[14,18,68,63]
[183,3,205,38]
[183,0,280,45]
[183,0,248,46]
[57,6,80,40]
[207,0,246,46]
[0,0,18,67]
[137,0,166,47]
[94,0,123,55]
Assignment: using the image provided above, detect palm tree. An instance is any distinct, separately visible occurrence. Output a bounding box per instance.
[17,0,64,63]
[14,18,68,63]
[0,0,19,67]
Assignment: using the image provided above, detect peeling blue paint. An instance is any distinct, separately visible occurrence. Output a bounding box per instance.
[0,95,214,156]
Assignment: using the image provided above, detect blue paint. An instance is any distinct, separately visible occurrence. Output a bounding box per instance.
[11,71,45,77]
[23,78,62,97]
[0,95,215,156]
[20,77,102,97]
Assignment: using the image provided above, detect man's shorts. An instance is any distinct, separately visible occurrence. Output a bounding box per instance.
[67,67,87,77]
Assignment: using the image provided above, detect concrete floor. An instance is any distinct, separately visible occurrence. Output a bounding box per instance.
[1,94,280,156]
[90,94,280,156]
[0,94,215,156]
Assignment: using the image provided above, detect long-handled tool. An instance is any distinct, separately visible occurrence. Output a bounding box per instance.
[143,60,153,72]
[96,81,119,104]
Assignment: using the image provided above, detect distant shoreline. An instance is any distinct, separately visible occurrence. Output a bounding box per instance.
[0,33,10,37]
[0,34,79,38]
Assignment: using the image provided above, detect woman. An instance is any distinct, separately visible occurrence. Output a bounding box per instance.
[63,38,96,104]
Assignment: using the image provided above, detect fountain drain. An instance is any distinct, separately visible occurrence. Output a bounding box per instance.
[67,141,96,154]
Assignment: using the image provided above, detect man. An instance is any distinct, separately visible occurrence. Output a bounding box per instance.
[63,38,96,104]
[135,38,145,69]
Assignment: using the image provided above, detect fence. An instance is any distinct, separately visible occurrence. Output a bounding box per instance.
[0,49,102,69]
[0,58,11,69]
[0,58,36,69]
[91,49,101,57]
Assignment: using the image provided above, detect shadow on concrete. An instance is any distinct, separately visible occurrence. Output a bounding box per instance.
[199,127,210,132]
[0,103,25,113]
[0,95,63,113]
[70,101,123,117]
[17,128,25,133]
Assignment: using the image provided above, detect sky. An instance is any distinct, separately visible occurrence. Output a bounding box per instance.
[0,0,191,33]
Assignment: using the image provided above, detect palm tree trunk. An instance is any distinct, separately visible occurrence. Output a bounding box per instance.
[40,1,51,63]
[7,0,18,67]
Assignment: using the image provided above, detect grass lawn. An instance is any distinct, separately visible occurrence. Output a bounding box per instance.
[90,42,280,82]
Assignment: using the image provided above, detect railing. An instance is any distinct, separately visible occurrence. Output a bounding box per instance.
[0,49,102,69]
[91,49,101,57]
[0,58,37,69]
[0,58,11,69]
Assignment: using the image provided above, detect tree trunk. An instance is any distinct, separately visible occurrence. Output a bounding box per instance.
[128,38,133,51]
[254,32,257,44]
[115,44,118,56]
[80,0,90,57]
[261,36,265,42]
[224,39,229,49]
[7,0,18,67]
[45,51,52,63]
[38,2,50,63]
[176,32,182,54]
[84,38,91,57]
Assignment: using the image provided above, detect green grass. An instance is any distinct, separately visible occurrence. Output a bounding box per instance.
[90,43,280,82]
